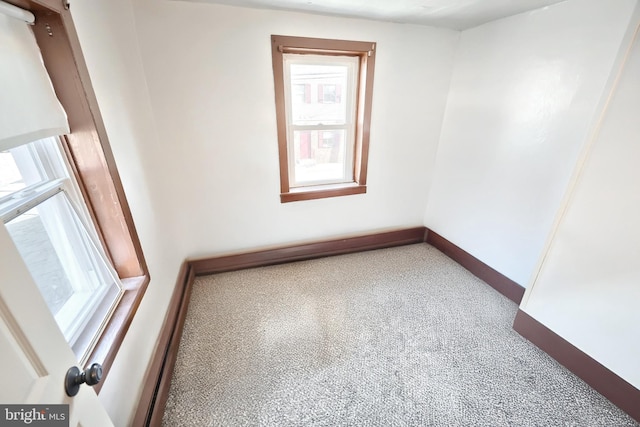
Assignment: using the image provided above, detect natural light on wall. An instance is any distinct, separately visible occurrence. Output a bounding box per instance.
[0,3,123,364]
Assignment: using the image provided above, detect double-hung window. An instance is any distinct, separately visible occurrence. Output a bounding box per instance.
[0,137,122,364]
[271,35,376,202]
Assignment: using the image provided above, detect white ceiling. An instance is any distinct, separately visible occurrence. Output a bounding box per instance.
[181,0,569,30]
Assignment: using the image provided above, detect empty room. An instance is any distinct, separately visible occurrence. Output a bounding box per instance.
[0,0,639,425]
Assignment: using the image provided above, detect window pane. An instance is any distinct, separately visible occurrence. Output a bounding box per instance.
[5,191,122,362]
[292,84,307,104]
[292,129,347,185]
[0,152,23,197]
[289,60,352,126]
[0,144,47,198]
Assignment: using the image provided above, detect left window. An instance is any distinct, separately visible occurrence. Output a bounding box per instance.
[1,0,148,385]
[0,137,123,364]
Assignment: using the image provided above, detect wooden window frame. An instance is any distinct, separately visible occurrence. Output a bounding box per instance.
[6,0,149,392]
[271,35,376,203]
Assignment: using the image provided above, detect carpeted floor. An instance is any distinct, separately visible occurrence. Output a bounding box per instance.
[162,244,638,426]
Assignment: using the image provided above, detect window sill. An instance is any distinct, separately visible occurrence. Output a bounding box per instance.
[84,274,150,394]
[281,183,366,203]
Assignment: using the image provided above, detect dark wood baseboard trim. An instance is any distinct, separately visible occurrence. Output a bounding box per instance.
[425,230,525,304]
[513,310,640,423]
[132,262,195,427]
[189,227,427,275]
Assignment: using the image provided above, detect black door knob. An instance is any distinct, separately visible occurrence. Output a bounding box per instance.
[65,363,102,397]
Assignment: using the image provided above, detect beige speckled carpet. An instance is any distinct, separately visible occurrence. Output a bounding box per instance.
[162,243,638,426]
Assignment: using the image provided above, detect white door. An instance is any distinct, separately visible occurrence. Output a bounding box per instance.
[0,225,113,426]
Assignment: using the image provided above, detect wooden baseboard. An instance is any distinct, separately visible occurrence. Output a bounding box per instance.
[513,310,640,423]
[189,227,427,275]
[425,230,525,304]
[132,262,195,427]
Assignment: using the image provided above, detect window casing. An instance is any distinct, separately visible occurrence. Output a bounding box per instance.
[271,35,376,203]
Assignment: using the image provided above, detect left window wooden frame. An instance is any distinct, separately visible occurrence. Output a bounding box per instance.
[6,0,149,392]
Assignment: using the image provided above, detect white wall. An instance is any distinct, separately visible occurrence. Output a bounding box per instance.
[69,1,185,425]
[424,0,636,286]
[131,0,459,258]
[521,10,640,389]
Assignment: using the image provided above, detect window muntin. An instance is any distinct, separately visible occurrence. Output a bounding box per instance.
[271,35,376,203]
[0,137,123,364]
